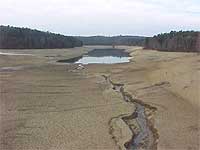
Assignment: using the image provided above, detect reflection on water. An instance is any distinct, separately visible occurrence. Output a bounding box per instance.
[57,48,132,64]
[0,52,32,56]
[75,56,132,64]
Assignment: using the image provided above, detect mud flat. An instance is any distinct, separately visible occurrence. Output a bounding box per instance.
[0,46,199,150]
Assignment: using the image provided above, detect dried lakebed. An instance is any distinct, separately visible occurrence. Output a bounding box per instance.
[102,75,159,150]
[57,48,132,64]
[58,48,159,149]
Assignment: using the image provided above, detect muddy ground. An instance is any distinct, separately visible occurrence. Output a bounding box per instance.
[0,46,199,150]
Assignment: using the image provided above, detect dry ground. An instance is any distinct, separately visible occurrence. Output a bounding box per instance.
[0,46,199,150]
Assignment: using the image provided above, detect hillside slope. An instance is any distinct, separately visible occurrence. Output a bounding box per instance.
[144,31,200,52]
[0,26,83,49]
[77,36,145,46]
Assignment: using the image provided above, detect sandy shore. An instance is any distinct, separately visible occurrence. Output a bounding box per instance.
[0,46,199,150]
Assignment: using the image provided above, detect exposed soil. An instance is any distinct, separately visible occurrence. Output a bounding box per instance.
[0,46,199,150]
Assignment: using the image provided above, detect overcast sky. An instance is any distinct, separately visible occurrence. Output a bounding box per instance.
[0,0,200,36]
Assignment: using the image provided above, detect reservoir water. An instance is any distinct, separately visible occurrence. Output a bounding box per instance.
[75,56,131,64]
[57,48,132,64]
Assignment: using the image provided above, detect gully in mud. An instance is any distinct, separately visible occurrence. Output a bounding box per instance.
[102,75,159,150]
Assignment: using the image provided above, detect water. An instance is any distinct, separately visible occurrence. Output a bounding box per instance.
[57,48,132,64]
[75,56,132,64]
[0,66,25,72]
[128,104,154,150]
[0,52,32,56]
[103,75,157,150]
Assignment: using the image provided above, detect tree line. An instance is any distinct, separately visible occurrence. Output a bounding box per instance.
[144,31,200,52]
[76,36,145,46]
[0,25,83,49]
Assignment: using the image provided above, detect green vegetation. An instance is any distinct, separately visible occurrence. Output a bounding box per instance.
[144,31,200,52]
[76,36,145,46]
[0,25,83,49]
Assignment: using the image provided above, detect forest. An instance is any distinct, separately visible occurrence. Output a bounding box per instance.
[0,26,83,49]
[77,36,145,46]
[1,26,199,52]
[144,31,200,52]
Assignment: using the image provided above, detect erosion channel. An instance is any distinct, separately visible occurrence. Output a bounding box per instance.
[102,75,159,150]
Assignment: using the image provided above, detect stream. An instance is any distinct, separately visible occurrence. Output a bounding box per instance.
[103,75,158,150]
